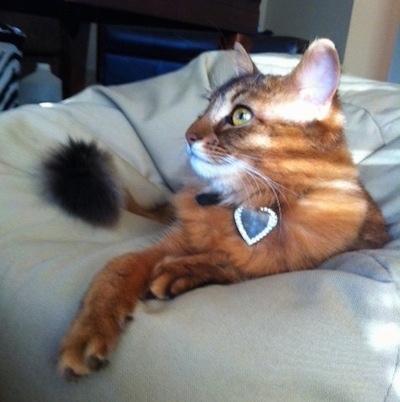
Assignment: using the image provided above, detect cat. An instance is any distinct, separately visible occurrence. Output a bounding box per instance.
[52,39,389,380]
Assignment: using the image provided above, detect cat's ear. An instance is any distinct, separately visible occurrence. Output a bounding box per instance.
[291,39,340,107]
[233,42,259,76]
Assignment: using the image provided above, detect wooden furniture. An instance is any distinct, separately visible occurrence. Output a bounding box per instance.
[1,0,260,96]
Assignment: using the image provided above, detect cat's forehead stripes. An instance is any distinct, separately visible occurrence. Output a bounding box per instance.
[208,71,342,125]
[209,91,234,124]
[209,74,263,124]
[230,88,248,103]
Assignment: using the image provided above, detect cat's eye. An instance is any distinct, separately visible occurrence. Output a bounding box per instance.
[231,107,253,126]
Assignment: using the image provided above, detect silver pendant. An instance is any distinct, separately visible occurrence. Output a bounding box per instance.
[234,206,278,246]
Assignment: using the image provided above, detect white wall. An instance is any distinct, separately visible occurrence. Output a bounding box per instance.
[388,26,400,83]
[85,24,98,85]
[343,0,400,81]
[259,0,269,32]
[259,0,354,60]
[259,0,400,81]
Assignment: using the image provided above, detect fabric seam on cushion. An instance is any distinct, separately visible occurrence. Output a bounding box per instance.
[380,115,400,129]
[341,100,386,145]
[384,346,400,402]
[358,250,399,285]
[358,251,400,401]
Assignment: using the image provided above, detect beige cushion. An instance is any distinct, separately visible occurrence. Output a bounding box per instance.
[0,50,399,401]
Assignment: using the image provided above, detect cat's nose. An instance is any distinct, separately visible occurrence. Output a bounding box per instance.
[185,132,201,146]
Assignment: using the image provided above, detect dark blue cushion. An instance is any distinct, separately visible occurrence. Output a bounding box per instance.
[103,54,183,85]
[99,26,308,85]
[103,26,219,62]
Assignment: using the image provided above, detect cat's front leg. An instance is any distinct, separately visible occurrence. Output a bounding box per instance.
[149,252,242,299]
[58,250,164,380]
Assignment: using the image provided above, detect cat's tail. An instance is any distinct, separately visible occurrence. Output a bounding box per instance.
[42,138,123,227]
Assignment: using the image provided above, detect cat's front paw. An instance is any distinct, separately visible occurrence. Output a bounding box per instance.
[149,257,202,300]
[58,312,132,380]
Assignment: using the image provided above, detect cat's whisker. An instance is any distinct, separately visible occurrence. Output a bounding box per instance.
[240,167,286,238]
[236,168,260,205]
[224,156,286,224]
[225,156,284,197]
[240,157,297,198]
[245,167,284,222]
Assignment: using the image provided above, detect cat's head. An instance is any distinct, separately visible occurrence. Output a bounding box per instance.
[186,39,349,205]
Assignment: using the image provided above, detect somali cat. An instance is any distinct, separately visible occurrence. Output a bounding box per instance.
[54,39,388,379]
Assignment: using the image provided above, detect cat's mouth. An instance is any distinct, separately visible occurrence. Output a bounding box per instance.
[189,152,220,178]
[189,150,214,166]
[188,145,240,180]
[187,143,213,163]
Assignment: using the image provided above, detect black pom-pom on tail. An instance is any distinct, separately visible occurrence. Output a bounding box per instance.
[42,138,123,226]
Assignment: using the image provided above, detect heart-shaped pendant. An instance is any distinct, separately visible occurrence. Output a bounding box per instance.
[234,207,278,246]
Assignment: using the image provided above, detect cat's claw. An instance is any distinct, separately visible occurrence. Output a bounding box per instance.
[63,367,82,382]
[60,355,109,382]
[60,357,109,382]
[88,355,110,372]
[58,311,133,380]
[59,338,112,381]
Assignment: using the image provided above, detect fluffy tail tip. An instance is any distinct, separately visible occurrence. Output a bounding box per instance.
[42,138,123,226]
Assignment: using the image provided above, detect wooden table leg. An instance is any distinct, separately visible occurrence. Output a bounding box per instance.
[60,20,90,97]
[219,33,254,52]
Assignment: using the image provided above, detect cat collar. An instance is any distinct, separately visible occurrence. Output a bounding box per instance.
[234,206,278,246]
[195,192,221,206]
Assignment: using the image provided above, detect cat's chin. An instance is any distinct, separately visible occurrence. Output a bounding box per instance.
[189,154,239,180]
[188,155,241,199]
